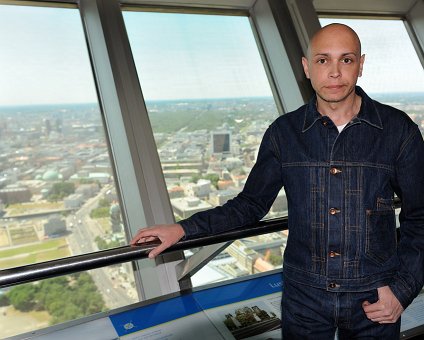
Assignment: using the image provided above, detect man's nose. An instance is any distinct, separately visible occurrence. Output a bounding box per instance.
[329,62,341,78]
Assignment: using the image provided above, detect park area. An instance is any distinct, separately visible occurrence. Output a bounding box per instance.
[0,237,70,270]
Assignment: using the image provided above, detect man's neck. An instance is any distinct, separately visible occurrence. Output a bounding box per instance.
[317,93,362,126]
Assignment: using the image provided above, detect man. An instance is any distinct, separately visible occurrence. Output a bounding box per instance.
[131,24,424,339]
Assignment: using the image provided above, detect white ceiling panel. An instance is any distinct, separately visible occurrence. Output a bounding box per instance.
[313,0,418,16]
[121,0,255,10]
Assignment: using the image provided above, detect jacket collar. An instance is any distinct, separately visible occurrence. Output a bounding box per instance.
[302,86,383,133]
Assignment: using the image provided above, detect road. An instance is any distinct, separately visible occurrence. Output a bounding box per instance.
[66,185,136,309]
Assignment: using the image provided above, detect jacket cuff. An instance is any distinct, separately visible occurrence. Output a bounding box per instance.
[389,276,418,309]
[179,219,198,240]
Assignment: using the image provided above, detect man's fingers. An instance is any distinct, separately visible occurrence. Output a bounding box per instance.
[131,230,167,257]
[148,243,169,258]
[130,224,184,256]
[368,313,399,324]
[362,300,385,322]
[130,228,159,245]
[362,301,381,313]
[132,236,158,245]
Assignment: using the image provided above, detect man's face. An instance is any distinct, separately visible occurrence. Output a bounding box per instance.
[302,26,365,104]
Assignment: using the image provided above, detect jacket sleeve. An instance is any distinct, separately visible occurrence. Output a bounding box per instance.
[390,127,424,309]
[180,123,284,239]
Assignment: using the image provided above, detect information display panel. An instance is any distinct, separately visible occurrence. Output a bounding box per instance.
[110,272,283,339]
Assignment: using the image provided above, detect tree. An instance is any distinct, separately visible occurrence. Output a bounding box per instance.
[90,207,109,218]
[47,182,75,201]
[6,273,106,324]
[268,253,283,266]
[0,293,9,307]
[98,198,110,207]
[109,202,122,233]
[205,173,220,189]
[190,174,201,183]
[7,284,37,311]
[95,236,108,250]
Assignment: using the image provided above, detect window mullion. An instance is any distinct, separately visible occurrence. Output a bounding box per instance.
[79,0,185,300]
[250,0,305,111]
[406,1,424,70]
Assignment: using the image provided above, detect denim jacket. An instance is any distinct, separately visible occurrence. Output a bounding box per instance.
[180,86,424,309]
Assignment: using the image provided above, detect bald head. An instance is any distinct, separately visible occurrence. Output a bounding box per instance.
[306,23,361,59]
[301,23,365,105]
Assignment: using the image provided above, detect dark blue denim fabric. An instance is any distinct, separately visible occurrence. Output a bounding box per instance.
[180,86,424,309]
[281,278,401,339]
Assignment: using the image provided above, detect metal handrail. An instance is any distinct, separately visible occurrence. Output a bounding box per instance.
[0,217,288,288]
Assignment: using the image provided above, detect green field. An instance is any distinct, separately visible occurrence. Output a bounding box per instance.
[6,201,64,216]
[0,238,70,270]
[9,226,39,245]
[148,100,276,134]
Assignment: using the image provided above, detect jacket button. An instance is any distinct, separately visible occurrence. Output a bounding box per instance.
[329,208,340,215]
[322,121,328,126]
[330,167,341,175]
[329,251,340,258]
[328,283,338,289]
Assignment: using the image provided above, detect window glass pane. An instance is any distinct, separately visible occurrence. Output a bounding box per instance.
[0,4,136,337]
[319,18,424,136]
[123,11,286,286]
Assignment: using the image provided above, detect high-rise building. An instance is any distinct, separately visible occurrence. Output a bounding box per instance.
[211,131,231,154]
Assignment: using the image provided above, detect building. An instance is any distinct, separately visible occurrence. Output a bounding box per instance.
[0,185,32,204]
[211,131,231,154]
[75,183,100,198]
[184,179,211,198]
[171,197,212,219]
[209,188,238,206]
[64,193,84,209]
[44,215,67,237]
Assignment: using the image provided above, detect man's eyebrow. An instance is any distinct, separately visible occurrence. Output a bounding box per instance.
[341,52,358,56]
[312,52,358,57]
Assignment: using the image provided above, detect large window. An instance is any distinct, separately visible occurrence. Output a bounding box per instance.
[123,11,287,287]
[319,18,424,136]
[0,4,136,337]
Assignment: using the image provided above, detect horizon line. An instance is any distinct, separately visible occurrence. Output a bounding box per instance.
[1,92,424,108]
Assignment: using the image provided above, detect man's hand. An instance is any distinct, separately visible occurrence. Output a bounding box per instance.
[130,224,185,258]
[362,286,404,323]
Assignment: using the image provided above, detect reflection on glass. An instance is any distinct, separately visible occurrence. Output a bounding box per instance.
[319,18,424,136]
[0,5,136,337]
[123,11,286,287]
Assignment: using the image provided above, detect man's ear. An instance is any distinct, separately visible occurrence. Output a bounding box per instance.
[302,57,310,79]
[358,54,365,77]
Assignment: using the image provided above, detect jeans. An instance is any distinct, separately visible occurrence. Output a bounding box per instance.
[281,278,401,339]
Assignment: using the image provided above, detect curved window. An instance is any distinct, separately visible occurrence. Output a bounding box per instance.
[0,4,136,336]
[123,10,287,287]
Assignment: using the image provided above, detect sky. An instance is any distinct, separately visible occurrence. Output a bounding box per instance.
[0,4,423,106]
[319,18,424,95]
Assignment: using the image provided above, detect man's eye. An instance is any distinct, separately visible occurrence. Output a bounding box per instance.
[342,58,352,64]
[317,59,326,64]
